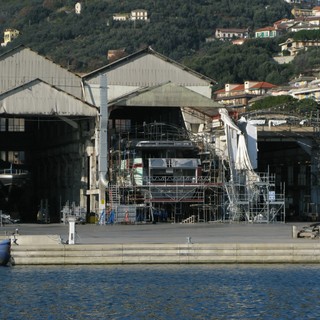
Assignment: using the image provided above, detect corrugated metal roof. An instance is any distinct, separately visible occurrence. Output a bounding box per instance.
[0,45,82,99]
[108,82,220,113]
[0,79,98,117]
[82,46,217,85]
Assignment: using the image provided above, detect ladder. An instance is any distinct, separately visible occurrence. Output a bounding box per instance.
[181,215,196,224]
[109,184,120,209]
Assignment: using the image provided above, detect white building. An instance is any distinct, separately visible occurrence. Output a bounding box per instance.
[113,13,129,21]
[75,2,82,14]
[130,9,148,21]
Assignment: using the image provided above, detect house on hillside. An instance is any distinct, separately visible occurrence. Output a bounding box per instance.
[274,19,298,31]
[1,28,20,47]
[214,81,276,106]
[113,13,130,21]
[312,6,320,15]
[304,15,320,25]
[214,84,249,107]
[287,76,320,101]
[289,75,317,87]
[255,26,282,38]
[107,49,127,63]
[266,75,320,100]
[284,0,301,4]
[291,7,313,18]
[75,2,82,14]
[280,37,320,55]
[113,9,148,22]
[287,20,320,32]
[247,81,277,95]
[289,83,320,101]
[130,9,148,21]
[215,28,249,40]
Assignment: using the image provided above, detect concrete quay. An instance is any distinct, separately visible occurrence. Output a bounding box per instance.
[1,222,320,265]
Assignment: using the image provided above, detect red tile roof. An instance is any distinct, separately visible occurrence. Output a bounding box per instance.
[256,26,276,32]
[214,84,245,94]
[216,28,248,33]
[233,84,244,91]
[249,82,276,89]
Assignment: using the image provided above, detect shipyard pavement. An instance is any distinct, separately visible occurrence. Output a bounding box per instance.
[0,221,316,245]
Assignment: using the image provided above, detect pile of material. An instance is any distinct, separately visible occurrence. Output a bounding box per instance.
[0,212,20,224]
[298,223,320,239]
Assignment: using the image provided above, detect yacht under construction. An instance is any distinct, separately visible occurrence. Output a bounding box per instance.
[0,45,311,224]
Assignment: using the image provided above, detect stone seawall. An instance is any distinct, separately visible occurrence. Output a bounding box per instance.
[10,241,320,265]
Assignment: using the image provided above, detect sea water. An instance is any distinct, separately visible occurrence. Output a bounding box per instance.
[0,264,319,320]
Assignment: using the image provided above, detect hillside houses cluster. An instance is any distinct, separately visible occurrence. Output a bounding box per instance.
[214,82,277,107]
[213,74,320,111]
[213,73,320,109]
[2,2,320,109]
[74,2,149,22]
[254,7,320,40]
[215,5,320,56]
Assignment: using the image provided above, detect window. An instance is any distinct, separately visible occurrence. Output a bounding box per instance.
[0,118,6,131]
[1,151,25,164]
[0,151,5,162]
[114,119,131,133]
[7,118,25,132]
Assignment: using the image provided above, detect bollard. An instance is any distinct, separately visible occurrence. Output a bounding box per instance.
[292,225,298,239]
[186,236,192,244]
[68,216,76,244]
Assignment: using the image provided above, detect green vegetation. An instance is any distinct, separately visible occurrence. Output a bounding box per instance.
[0,0,319,91]
[248,95,320,117]
[293,29,320,41]
[183,37,292,90]
[0,1,292,73]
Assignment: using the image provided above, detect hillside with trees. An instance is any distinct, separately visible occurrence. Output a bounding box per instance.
[0,0,318,88]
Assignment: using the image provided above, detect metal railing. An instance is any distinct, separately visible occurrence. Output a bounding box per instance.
[143,176,214,185]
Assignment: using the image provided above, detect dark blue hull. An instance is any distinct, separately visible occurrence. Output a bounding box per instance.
[0,239,11,266]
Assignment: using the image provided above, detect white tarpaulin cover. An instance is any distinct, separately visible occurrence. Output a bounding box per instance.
[219,108,241,134]
[219,108,256,173]
[235,134,254,171]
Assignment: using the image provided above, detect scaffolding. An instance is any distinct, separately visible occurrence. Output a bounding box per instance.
[107,122,225,223]
[224,171,285,223]
[105,113,286,224]
[220,108,286,223]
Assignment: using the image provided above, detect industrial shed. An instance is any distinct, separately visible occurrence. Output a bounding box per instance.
[82,46,216,106]
[0,45,313,224]
[0,45,223,222]
[0,46,82,98]
[0,48,97,221]
[81,48,226,223]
